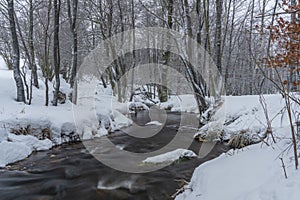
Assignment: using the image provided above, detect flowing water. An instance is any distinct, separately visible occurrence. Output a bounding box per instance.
[0,112,229,200]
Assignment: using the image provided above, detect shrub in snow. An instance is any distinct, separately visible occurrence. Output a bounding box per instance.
[227,130,261,149]
[195,122,227,142]
[10,125,32,135]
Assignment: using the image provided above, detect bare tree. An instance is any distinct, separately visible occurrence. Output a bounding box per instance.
[214,0,222,74]
[67,0,78,88]
[7,0,25,102]
[52,0,61,106]
[29,0,39,88]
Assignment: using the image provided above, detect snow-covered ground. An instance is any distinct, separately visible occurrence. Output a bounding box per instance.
[0,58,132,167]
[176,141,300,200]
[176,94,300,200]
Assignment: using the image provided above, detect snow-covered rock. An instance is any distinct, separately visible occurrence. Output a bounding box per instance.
[146,121,163,126]
[0,141,32,168]
[111,110,133,130]
[160,95,199,113]
[61,122,76,136]
[143,149,197,164]
[8,134,53,151]
[129,102,149,111]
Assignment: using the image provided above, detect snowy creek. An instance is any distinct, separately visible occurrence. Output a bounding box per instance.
[0,112,229,200]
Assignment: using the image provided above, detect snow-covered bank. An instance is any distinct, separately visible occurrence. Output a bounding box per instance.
[176,140,300,200]
[0,60,133,167]
[196,95,299,143]
[176,94,300,200]
[0,128,53,167]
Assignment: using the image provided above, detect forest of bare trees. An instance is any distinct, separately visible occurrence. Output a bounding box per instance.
[0,0,299,107]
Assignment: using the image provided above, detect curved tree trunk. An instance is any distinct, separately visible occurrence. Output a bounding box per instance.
[8,0,25,103]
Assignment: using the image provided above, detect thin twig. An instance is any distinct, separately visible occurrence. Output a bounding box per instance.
[280,157,288,179]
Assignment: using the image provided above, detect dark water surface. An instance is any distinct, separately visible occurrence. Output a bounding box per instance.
[0,112,229,200]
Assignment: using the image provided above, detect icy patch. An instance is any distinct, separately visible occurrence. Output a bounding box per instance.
[143,149,197,164]
[0,141,32,168]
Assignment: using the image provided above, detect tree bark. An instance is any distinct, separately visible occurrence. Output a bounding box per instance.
[7,0,25,103]
[214,0,222,74]
[29,0,39,88]
[130,0,136,101]
[159,0,173,103]
[67,0,78,88]
[53,0,61,106]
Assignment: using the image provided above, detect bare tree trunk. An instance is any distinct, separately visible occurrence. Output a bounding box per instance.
[67,0,78,88]
[44,0,52,106]
[7,0,25,103]
[130,0,136,101]
[196,0,203,45]
[183,0,207,114]
[225,0,236,94]
[53,0,61,106]
[29,0,39,88]
[257,0,266,93]
[214,0,222,74]
[159,0,173,103]
[248,0,255,94]
[118,0,127,102]
[203,0,211,53]
[290,0,296,91]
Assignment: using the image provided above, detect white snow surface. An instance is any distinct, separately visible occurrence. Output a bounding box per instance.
[0,57,7,70]
[176,94,300,200]
[0,141,32,167]
[160,95,199,113]
[143,149,197,164]
[176,140,300,200]
[8,134,53,151]
[0,62,133,167]
[196,95,299,141]
[0,128,8,142]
